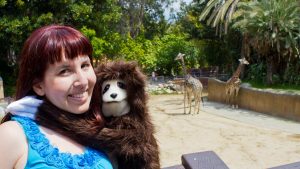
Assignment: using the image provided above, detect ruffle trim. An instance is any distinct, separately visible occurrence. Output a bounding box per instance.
[12,116,108,169]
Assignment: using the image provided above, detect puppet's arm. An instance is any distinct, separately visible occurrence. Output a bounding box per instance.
[96,127,160,169]
[94,127,147,156]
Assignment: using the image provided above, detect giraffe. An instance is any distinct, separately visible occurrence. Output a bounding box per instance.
[175,53,203,114]
[225,57,249,108]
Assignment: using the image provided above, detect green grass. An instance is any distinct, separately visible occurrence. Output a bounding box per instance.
[247,81,300,94]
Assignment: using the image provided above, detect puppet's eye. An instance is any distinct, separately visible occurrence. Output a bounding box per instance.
[117,82,126,89]
[103,84,110,94]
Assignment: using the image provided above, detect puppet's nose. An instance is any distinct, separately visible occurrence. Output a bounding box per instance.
[110,93,117,99]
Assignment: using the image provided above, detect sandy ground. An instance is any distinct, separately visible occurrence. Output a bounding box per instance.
[148,94,300,169]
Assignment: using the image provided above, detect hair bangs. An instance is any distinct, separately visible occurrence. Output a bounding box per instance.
[63,35,93,61]
[42,27,93,64]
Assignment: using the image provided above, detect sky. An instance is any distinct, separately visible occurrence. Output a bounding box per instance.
[164,0,193,20]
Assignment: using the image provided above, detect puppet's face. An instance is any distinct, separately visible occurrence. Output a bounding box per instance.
[101,79,130,117]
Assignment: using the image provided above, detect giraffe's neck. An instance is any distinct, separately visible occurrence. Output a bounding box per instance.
[229,63,244,82]
[181,58,188,77]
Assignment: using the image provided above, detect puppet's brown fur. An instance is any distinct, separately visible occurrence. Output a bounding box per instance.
[31,61,160,169]
[94,61,160,169]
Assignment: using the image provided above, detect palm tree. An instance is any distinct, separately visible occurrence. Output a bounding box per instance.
[232,0,300,84]
[199,0,247,34]
[198,0,251,79]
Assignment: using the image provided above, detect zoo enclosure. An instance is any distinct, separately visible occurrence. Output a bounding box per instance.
[149,66,229,89]
[208,78,300,122]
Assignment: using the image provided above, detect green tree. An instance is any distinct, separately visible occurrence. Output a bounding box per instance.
[155,33,200,76]
[233,0,300,84]
[199,0,247,34]
[197,0,251,69]
[175,1,243,73]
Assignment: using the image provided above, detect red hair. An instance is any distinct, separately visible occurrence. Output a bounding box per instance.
[16,24,93,99]
[2,25,104,127]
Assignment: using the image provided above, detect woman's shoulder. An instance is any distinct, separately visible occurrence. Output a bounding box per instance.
[0,120,26,141]
[0,121,28,168]
[0,120,27,150]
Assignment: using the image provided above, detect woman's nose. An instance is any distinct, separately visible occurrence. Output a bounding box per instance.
[73,71,88,87]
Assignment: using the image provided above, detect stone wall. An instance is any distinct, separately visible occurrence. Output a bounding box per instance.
[208,78,300,121]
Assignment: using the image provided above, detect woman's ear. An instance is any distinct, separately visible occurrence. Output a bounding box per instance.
[33,81,45,96]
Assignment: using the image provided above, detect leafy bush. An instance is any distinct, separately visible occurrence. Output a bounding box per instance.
[246,63,266,83]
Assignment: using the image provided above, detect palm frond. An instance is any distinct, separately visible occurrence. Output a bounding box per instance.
[199,0,220,22]
[199,0,242,35]
[233,0,300,57]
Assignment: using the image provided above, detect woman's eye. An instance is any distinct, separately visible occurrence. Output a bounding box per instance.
[82,63,91,69]
[59,69,71,75]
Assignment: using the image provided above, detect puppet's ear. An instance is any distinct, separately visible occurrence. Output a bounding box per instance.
[33,81,46,96]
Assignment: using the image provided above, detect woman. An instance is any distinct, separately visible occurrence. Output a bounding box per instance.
[0,25,113,169]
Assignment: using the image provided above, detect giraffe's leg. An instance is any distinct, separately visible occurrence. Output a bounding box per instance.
[183,85,186,114]
[227,88,234,108]
[199,87,204,111]
[232,87,236,108]
[235,87,240,109]
[195,96,200,114]
[196,97,199,114]
[194,95,198,114]
[193,94,197,114]
[231,95,235,108]
[225,87,229,104]
[187,91,192,114]
[231,94,235,108]
[231,88,236,108]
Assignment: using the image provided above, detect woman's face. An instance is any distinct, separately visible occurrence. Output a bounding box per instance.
[33,55,96,114]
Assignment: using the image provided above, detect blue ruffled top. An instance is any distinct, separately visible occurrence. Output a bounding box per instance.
[12,116,113,169]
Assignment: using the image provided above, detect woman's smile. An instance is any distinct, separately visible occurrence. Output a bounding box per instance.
[34,55,96,114]
[68,91,88,103]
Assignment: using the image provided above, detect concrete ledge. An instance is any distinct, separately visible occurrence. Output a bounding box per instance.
[208,78,300,121]
[162,165,185,169]
[181,151,229,169]
[268,161,300,169]
[162,151,229,169]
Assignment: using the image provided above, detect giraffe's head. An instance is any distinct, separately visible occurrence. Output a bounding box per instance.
[238,58,249,65]
[175,53,185,61]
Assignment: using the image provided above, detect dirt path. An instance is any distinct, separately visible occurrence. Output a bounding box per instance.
[148,94,300,169]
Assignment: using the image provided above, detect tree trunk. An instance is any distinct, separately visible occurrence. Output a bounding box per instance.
[283,62,289,83]
[240,33,250,78]
[266,55,274,85]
